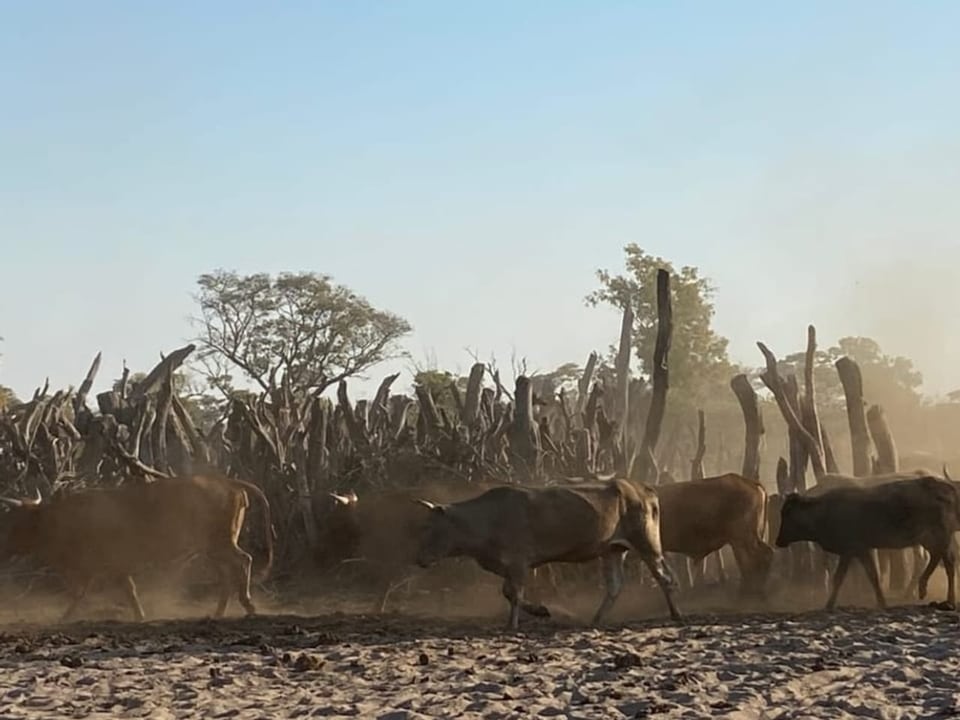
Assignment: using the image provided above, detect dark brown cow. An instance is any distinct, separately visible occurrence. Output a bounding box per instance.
[655,473,774,596]
[806,470,935,594]
[0,473,274,622]
[414,478,681,630]
[775,475,960,609]
[314,483,556,614]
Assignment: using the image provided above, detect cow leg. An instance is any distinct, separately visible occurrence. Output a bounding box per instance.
[641,554,682,620]
[214,564,232,617]
[215,546,256,617]
[715,550,728,586]
[500,566,527,631]
[60,578,93,624]
[916,551,941,601]
[591,550,626,626]
[857,552,887,610]
[942,544,957,608]
[825,556,852,610]
[120,576,146,622]
[729,544,754,598]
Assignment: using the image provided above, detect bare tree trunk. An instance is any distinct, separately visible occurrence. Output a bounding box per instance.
[820,422,840,474]
[462,363,485,429]
[836,356,872,477]
[690,409,706,481]
[507,376,542,482]
[757,341,826,480]
[577,352,598,418]
[785,375,809,493]
[866,402,910,593]
[800,325,825,480]
[614,304,633,449]
[867,404,898,474]
[631,269,672,484]
[730,374,763,481]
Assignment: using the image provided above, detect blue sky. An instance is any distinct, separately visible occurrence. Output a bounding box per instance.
[2,1,959,401]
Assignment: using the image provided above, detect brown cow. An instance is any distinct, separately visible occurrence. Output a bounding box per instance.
[414,478,681,630]
[776,475,960,609]
[0,473,274,622]
[314,483,556,615]
[655,473,774,597]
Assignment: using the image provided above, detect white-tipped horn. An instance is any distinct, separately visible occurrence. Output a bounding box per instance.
[0,497,22,508]
[414,499,442,512]
[30,487,42,505]
[346,490,358,503]
[329,492,354,506]
[945,463,954,482]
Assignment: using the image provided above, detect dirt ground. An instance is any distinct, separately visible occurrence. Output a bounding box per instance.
[0,568,957,719]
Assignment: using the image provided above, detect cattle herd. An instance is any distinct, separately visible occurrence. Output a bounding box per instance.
[0,465,958,630]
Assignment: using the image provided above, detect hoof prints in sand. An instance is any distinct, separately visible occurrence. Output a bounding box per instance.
[0,608,956,718]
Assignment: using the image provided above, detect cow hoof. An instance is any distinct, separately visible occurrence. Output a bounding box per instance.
[521,603,550,618]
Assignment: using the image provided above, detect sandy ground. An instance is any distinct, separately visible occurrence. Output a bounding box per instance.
[0,578,957,720]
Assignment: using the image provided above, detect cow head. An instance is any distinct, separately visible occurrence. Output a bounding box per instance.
[0,488,44,559]
[612,491,677,589]
[312,490,361,566]
[413,499,462,568]
[774,492,806,548]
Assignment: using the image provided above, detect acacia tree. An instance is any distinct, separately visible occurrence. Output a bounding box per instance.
[191,270,412,398]
[586,245,733,407]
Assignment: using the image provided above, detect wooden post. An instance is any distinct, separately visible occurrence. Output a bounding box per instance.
[730,374,763,481]
[835,357,872,477]
[690,409,706,481]
[631,269,672,485]
[507,376,542,482]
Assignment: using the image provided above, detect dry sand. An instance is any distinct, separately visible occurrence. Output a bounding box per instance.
[0,595,957,720]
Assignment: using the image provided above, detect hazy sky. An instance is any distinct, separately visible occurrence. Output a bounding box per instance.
[2,1,959,402]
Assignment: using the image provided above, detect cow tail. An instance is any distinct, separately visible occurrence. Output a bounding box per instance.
[232,480,275,582]
[757,482,769,544]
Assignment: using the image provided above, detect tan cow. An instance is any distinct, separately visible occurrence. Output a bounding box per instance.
[0,473,274,622]
[654,473,774,596]
[414,478,681,630]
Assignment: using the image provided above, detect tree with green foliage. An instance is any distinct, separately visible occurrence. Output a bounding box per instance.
[191,270,412,399]
[0,386,17,411]
[781,336,923,412]
[411,368,468,418]
[586,244,733,408]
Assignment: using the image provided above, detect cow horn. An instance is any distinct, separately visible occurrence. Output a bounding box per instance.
[0,497,22,508]
[945,464,954,482]
[29,487,42,505]
[329,492,355,506]
[414,499,443,512]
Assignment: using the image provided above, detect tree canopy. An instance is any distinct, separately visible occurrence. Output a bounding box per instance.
[586,244,733,407]
[192,270,412,398]
[780,336,924,411]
